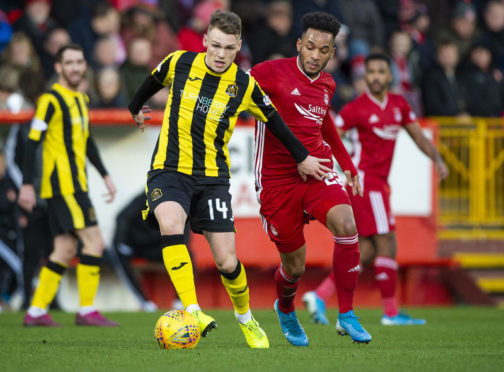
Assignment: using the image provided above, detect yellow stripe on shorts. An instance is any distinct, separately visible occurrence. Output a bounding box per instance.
[63,194,85,229]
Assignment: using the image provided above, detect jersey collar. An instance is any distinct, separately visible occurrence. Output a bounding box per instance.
[365,90,389,110]
[296,56,320,83]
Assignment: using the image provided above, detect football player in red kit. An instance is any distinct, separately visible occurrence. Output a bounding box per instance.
[303,53,448,326]
[250,11,371,345]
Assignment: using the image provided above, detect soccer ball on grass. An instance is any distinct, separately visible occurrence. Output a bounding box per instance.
[154,310,201,349]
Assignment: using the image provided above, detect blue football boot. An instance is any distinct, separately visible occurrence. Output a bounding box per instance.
[302,291,329,325]
[336,310,372,344]
[273,300,309,347]
[381,312,426,325]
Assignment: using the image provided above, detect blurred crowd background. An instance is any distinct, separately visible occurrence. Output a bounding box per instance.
[1,0,504,311]
[0,0,504,118]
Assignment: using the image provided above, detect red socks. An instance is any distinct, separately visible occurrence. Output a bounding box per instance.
[315,270,336,302]
[274,265,299,313]
[374,256,399,317]
[333,234,360,314]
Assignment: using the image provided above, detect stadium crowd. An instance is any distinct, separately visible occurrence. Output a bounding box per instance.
[0,0,503,117]
[0,0,502,311]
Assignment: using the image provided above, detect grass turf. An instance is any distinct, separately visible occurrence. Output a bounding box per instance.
[1,307,503,372]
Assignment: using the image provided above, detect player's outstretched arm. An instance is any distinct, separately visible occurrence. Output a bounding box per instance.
[18,137,39,212]
[128,75,163,132]
[266,111,331,181]
[86,136,116,203]
[405,122,449,180]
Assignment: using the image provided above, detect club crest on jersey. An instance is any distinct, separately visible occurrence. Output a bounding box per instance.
[393,107,402,122]
[263,95,271,106]
[225,83,238,97]
[324,89,329,105]
[151,188,162,202]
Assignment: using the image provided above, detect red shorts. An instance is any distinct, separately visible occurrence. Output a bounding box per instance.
[258,172,351,253]
[347,175,395,237]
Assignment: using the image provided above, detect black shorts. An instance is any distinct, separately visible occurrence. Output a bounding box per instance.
[144,171,235,234]
[46,192,98,235]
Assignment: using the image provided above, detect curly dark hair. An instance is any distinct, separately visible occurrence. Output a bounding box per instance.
[365,53,391,67]
[301,11,341,38]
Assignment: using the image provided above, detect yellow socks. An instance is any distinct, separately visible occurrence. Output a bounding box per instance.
[77,255,101,307]
[220,261,250,315]
[31,261,66,310]
[161,235,197,308]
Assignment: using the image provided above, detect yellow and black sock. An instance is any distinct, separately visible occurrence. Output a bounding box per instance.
[161,234,197,308]
[220,261,250,314]
[77,254,101,307]
[31,260,66,309]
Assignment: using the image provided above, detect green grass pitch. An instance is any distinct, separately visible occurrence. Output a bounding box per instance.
[1,307,503,371]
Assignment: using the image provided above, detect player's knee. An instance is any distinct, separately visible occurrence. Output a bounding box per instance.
[214,255,238,274]
[332,219,357,236]
[158,217,184,235]
[281,260,305,278]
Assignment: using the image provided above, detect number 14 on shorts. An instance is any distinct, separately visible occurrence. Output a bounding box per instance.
[208,198,229,220]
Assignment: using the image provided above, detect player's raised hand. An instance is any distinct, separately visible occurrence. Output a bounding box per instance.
[18,184,37,213]
[344,170,363,197]
[132,105,152,132]
[435,159,449,181]
[298,156,332,181]
[102,175,117,203]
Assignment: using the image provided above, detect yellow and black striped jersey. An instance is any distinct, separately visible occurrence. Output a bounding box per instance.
[150,50,277,178]
[28,83,90,198]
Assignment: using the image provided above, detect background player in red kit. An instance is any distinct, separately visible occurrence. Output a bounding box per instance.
[250,12,371,345]
[303,53,449,326]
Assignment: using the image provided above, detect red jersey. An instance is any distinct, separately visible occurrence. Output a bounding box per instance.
[336,92,416,181]
[251,57,336,188]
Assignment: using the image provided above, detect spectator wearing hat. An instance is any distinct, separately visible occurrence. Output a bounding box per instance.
[438,2,480,60]
[460,40,503,117]
[12,0,58,54]
[177,0,221,53]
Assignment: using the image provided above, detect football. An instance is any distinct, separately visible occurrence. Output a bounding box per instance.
[154,310,201,350]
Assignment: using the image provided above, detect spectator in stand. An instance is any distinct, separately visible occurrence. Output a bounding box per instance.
[69,2,124,65]
[337,0,385,80]
[40,28,70,80]
[0,31,45,104]
[460,40,503,117]
[120,37,152,102]
[121,0,179,70]
[247,0,297,64]
[438,2,480,60]
[389,30,422,114]
[402,4,436,73]
[422,39,466,117]
[92,37,120,69]
[177,0,221,52]
[12,0,58,54]
[50,0,104,29]
[481,0,504,72]
[0,65,32,113]
[92,67,127,108]
[0,148,22,312]
[0,10,13,52]
[339,0,386,51]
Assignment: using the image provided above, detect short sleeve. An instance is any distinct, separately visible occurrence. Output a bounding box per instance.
[151,50,183,87]
[245,79,277,122]
[399,96,416,125]
[335,102,357,131]
[28,93,55,142]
